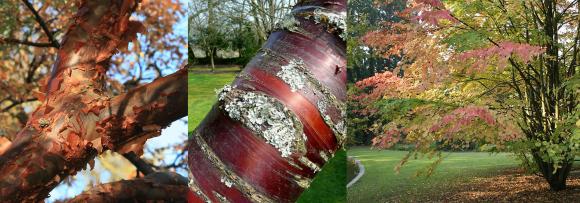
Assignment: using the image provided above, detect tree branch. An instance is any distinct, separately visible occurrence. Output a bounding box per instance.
[21,0,60,48]
[66,172,190,202]
[0,2,185,200]
[0,68,187,201]
[123,152,155,176]
[0,37,55,47]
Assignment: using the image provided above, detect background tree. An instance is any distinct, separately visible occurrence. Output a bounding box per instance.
[346,0,406,146]
[357,0,578,191]
[187,0,346,202]
[0,0,189,201]
[189,0,296,67]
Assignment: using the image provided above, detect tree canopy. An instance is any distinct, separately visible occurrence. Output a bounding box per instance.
[356,0,579,191]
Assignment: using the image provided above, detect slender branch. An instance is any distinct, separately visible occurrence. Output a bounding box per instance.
[0,38,54,47]
[123,152,155,176]
[21,0,60,48]
[1,98,37,112]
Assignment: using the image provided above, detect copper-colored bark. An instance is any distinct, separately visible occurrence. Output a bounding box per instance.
[188,0,346,202]
[66,172,190,203]
[0,0,187,201]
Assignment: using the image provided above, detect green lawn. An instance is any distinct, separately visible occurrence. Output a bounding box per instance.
[189,66,242,72]
[188,72,345,202]
[347,147,520,202]
[188,72,237,130]
[298,149,346,203]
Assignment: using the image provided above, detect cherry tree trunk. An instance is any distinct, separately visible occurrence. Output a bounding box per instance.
[187,0,347,202]
[0,0,187,201]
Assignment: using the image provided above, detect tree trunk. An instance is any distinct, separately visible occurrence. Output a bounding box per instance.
[532,151,573,191]
[210,50,216,72]
[188,0,346,202]
[0,0,187,201]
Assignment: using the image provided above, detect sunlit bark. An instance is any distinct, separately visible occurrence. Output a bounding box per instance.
[0,0,187,201]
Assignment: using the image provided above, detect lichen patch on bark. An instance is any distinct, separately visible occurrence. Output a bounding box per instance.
[275,13,301,33]
[218,88,306,158]
[276,59,307,92]
[309,8,347,39]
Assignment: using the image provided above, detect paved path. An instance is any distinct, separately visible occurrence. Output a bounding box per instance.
[347,156,365,188]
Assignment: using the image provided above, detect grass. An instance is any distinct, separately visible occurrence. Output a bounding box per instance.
[347,147,520,202]
[298,150,346,203]
[189,66,242,72]
[188,72,237,130]
[188,71,346,202]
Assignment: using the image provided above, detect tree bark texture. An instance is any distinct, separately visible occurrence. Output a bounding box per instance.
[66,172,190,203]
[0,0,187,201]
[188,0,346,202]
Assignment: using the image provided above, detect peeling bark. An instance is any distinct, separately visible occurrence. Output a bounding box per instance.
[66,172,190,203]
[188,0,346,202]
[0,0,187,201]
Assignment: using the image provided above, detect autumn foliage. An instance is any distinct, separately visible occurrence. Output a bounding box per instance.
[355,0,578,191]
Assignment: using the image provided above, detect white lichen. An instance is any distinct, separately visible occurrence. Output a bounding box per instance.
[220,89,305,157]
[276,59,307,92]
[220,176,234,188]
[310,8,347,40]
[216,84,234,101]
[335,120,346,138]
[317,100,327,113]
[317,99,334,127]
[275,13,301,32]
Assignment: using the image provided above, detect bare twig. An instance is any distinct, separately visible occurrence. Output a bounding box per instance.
[21,0,60,48]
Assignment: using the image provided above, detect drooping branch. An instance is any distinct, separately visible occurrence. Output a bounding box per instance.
[66,172,189,202]
[0,0,187,201]
[188,0,346,202]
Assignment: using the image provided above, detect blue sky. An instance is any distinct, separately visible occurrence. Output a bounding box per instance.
[47,0,189,201]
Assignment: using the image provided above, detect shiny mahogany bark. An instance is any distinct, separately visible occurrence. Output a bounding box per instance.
[188,0,346,202]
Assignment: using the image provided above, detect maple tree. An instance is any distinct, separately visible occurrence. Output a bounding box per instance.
[0,0,188,201]
[356,0,579,191]
[187,0,346,202]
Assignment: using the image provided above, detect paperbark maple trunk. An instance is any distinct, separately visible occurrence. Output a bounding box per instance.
[188,0,346,202]
[0,0,187,201]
